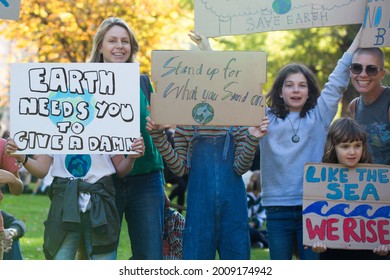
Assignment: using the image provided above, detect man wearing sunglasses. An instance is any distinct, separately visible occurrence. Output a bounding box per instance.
[349,48,390,165]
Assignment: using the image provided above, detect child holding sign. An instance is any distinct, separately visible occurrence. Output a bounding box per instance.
[311,117,389,259]
[189,28,364,260]
[147,115,269,260]
[257,28,367,260]
[146,31,270,260]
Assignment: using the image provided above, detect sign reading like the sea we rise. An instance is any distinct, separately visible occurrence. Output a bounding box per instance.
[303,163,390,250]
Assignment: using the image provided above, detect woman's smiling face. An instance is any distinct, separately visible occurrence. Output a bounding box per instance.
[350,52,385,96]
[100,25,131,63]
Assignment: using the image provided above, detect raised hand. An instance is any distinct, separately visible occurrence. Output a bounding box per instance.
[347,26,363,55]
[188,30,213,51]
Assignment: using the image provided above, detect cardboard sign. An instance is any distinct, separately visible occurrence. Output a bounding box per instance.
[303,163,390,250]
[10,63,140,154]
[360,0,389,47]
[0,0,21,20]
[150,50,266,126]
[195,0,365,37]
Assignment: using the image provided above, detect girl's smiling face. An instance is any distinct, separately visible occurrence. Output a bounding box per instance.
[281,72,309,112]
[100,25,131,63]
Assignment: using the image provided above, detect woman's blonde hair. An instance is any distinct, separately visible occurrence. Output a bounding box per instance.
[322,117,372,164]
[89,17,139,63]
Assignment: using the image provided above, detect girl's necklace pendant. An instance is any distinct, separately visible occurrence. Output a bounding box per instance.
[292,135,300,143]
[286,115,301,144]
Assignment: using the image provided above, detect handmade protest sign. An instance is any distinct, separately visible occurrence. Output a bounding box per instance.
[360,0,389,48]
[303,163,390,250]
[195,0,365,37]
[0,0,21,20]
[10,63,140,154]
[151,50,266,126]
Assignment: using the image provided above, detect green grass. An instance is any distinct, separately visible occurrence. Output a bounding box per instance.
[1,191,270,260]
[1,192,133,260]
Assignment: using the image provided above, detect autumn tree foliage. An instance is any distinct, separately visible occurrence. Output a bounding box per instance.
[0,0,193,71]
[1,1,388,117]
[0,0,192,108]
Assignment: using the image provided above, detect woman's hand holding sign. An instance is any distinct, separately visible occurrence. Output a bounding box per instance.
[128,136,145,158]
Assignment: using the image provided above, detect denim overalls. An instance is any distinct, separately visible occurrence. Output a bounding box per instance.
[183,127,250,260]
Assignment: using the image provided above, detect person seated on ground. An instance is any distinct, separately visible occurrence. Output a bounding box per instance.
[0,137,24,260]
[162,193,185,260]
[18,165,33,194]
[247,170,268,249]
[2,210,27,260]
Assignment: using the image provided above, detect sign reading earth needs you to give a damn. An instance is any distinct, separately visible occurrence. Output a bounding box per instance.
[303,163,390,250]
[10,63,140,154]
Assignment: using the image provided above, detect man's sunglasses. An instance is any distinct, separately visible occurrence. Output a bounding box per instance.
[349,63,383,76]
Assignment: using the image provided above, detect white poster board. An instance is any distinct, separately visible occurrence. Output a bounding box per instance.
[0,0,21,20]
[360,0,389,47]
[151,50,266,126]
[195,0,365,37]
[10,63,140,154]
[303,163,390,250]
